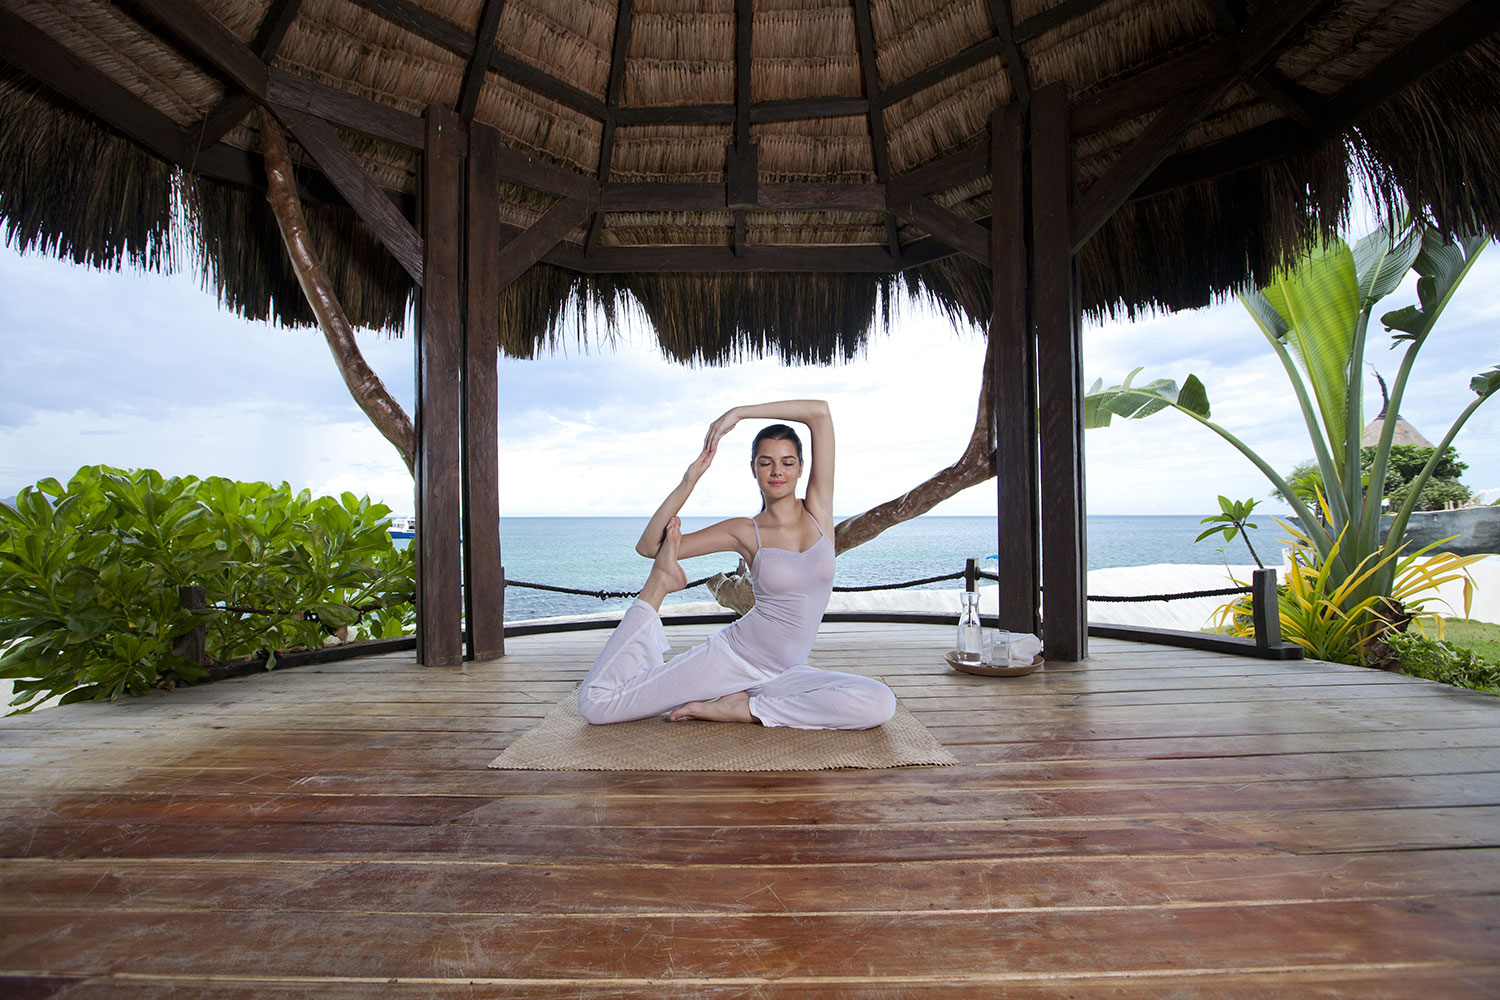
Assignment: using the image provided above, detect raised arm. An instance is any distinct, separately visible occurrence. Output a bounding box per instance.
[705,399,834,528]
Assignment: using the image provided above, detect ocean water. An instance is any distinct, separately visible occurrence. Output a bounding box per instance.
[475,514,1284,622]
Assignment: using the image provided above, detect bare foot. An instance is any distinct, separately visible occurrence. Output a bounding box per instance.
[638,517,688,608]
[668,690,756,724]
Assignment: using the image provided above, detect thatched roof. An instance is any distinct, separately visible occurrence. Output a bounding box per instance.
[3,0,1499,362]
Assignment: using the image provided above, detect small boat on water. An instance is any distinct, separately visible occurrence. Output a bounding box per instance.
[387,515,416,539]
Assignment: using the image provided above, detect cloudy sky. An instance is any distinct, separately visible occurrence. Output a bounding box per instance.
[2,231,1496,519]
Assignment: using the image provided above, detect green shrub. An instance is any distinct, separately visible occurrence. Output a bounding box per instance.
[1385,477,1472,512]
[1385,631,1500,695]
[0,467,414,712]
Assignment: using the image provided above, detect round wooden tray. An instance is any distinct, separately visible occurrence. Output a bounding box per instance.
[944,650,1044,677]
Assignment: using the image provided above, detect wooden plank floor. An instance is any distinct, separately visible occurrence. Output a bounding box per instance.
[2,621,1499,997]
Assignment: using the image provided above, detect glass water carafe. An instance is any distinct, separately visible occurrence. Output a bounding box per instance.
[956,590,983,662]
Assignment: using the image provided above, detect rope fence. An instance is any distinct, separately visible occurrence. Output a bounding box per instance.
[196,566,1256,621]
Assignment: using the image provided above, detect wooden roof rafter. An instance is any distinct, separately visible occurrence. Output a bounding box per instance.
[455,0,509,123]
[192,0,302,153]
[730,0,755,256]
[985,0,1031,108]
[355,0,605,117]
[585,0,634,254]
[851,0,900,256]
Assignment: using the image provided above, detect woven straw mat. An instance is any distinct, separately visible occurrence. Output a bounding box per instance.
[489,690,957,771]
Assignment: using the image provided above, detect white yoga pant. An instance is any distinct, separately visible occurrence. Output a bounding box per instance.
[577,600,898,730]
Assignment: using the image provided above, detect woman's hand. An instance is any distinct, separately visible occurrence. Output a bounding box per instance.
[704,408,742,453]
[682,441,716,486]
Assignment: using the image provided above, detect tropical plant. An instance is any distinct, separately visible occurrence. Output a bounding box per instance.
[1214,515,1483,663]
[1196,495,1265,567]
[1086,222,1497,625]
[0,467,414,712]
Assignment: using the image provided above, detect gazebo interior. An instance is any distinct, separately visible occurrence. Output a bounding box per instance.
[5,0,1500,664]
[5,3,1500,993]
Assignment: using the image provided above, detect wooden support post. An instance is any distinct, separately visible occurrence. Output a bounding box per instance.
[464,123,505,660]
[173,585,207,668]
[415,106,465,667]
[989,104,1040,636]
[1031,84,1087,662]
[1252,568,1281,648]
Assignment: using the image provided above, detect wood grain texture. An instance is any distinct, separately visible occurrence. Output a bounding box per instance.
[463,123,505,660]
[2,626,1498,994]
[415,107,465,667]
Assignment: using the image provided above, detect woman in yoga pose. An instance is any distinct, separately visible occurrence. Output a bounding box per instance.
[577,399,897,730]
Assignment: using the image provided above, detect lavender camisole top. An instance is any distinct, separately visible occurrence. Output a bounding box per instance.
[721,511,835,671]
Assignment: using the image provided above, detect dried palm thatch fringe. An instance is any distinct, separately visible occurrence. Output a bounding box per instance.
[7,20,1500,363]
[0,71,175,274]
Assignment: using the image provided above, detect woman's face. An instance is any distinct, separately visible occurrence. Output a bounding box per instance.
[753,439,802,501]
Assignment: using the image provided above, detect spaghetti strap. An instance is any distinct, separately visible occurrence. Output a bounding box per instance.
[805,509,825,539]
[748,516,762,555]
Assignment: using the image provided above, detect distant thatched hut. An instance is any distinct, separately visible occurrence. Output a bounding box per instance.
[3,1,1499,661]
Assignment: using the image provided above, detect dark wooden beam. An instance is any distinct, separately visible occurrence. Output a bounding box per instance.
[541,238,951,273]
[0,8,193,166]
[129,0,268,98]
[357,0,472,54]
[1031,83,1086,662]
[758,183,886,211]
[194,0,303,150]
[455,0,507,122]
[463,122,506,661]
[487,51,608,119]
[986,0,1031,107]
[598,181,886,212]
[989,104,1039,636]
[1012,0,1113,44]
[879,39,1004,109]
[1070,84,1228,252]
[616,104,735,125]
[727,144,759,210]
[879,0,1106,110]
[352,0,607,118]
[731,0,755,247]
[274,106,425,283]
[587,0,635,252]
[494,197,597,292]
[886,144,989,203]
[415,106,466,668]
[751,97,869,122]
[1249,70,1321,129]
[734,0,753,152]
[614,97,868,126]
[889,196,990,267]
[851,0,900,256]
[492,144,599,203]
[1069,0,1323,251]
[1070,44,1225,137]
[266,68,425,147]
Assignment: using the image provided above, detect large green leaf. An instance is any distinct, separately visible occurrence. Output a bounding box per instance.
[1083,370,1210,429]
[1353,224,1422,304]
[1380,228,1488,343]
[1257,239,1361,469]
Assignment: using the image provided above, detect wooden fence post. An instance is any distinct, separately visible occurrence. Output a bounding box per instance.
[173,585,207,666]
[1252,568,1281,648]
